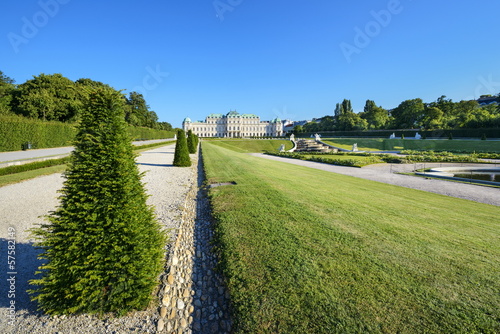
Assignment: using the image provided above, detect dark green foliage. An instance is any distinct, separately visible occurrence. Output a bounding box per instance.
[173,129,191,167]
[29,87,165,315]
[0,115,76,151]
[448,133,453,140]
[0,115,174,152]
[128,126,175,141]
[187,130,197,154]
[0,157,70,176]
[481,133,487,140]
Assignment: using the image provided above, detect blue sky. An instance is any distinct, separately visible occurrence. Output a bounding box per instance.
[1,0,500,127]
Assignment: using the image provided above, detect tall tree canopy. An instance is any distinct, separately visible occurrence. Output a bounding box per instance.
[13,73,82,122]
[0,71,15,115]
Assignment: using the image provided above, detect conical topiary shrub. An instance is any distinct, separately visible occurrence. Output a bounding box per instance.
[29,87,166,315]
[187,129,197,154]
[173,129,191,167]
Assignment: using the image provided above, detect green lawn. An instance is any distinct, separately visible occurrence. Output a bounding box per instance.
[301,154,385,167]
[0,164,67,187]
[202,138,293,153]
[322,138,500,152]
[202,142,500,334]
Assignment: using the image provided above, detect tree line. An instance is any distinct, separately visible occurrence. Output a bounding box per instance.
[0,70,173,131]
[298,95,500,133]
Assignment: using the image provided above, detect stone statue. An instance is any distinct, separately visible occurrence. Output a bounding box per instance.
[174,134,177,140]
[278,144,285,152]
[314,133,321,141]
[389,133,396,139]
[290,134,295,141]
[352,143,358,152]
[415,132,422,140]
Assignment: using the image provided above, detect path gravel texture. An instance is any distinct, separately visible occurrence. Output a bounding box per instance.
[251,153,500,206]
[0,144,228,333]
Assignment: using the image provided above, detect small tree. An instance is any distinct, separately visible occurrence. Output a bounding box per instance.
[30,87,165,315]
[173,129,191,167]
[448,133,453,140]
[187,129,197,154]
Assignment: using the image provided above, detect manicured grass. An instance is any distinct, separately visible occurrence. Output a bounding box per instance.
[202,142,500,334]
[0,165,67,187]
[301,154,385,167]
[202,138,294,153]
[322,138,500,152]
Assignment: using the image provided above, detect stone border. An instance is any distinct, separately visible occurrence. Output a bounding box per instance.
[154,149,232,333]
[155,169,198,333]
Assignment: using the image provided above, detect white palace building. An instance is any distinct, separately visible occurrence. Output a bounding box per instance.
[182,110,284,138]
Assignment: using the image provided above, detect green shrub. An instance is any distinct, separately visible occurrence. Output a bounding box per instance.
[187,129,197,154]
[173,129,191,167]
[0,115,175,152]
[481,133,487,140]
[0,157,70,176]
[29,87,165,315]
[0,115,76,151]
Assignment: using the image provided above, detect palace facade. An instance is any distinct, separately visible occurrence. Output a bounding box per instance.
[183,110,284,138]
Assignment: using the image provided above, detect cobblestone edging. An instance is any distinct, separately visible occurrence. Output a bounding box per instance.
[155,152,232,333]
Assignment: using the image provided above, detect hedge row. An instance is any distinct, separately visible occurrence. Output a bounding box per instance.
[0,115,76,151]
[300,128,500,139]
[0,116,175,151]
[0,157,71,176]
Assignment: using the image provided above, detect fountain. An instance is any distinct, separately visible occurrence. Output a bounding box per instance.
[417,167,500,185]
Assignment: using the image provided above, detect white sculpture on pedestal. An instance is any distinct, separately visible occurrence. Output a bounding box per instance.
[352,143,358,152]
[389,133,396,139]
[415,132,422,140]
[314,133,321,141]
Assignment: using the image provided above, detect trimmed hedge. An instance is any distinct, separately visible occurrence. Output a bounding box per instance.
[173,129,191,167]
[0,115,175,152]
[0,157,71,176]
[300,128,500,139]
[0,115,76,151]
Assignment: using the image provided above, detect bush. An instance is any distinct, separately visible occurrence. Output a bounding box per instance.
[481,133,487,140]
[29,87,166,315]
[187,129,197,154]
[173,129,191,167]
[0,115,175,152]
[0,115,76,151]
[0,157,70,176]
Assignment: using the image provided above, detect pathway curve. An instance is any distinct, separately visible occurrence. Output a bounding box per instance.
[250,153,500,206]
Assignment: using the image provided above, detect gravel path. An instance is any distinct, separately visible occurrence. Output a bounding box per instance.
[0,144,222,333]
[251,154,500,206]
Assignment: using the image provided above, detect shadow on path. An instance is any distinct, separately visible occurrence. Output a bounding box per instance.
[136,163,174,167]
[0,238,43,315]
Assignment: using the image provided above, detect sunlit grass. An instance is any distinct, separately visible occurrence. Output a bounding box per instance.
[202,138,293,153]
[203,142,500,333]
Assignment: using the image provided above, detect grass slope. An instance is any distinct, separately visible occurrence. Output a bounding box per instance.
[202,142,500,334]
[203,139,293,153]
[322,138,500,152]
